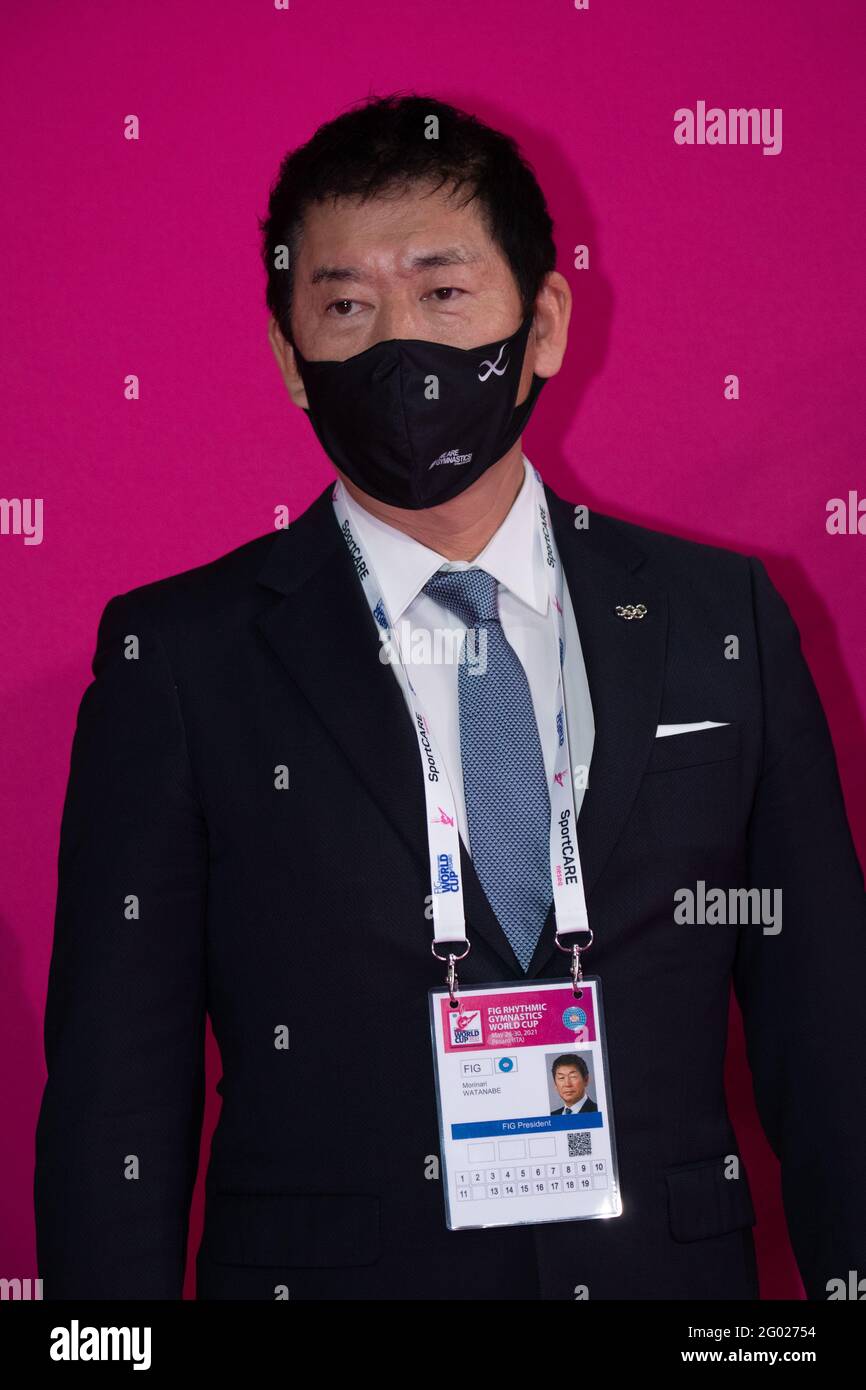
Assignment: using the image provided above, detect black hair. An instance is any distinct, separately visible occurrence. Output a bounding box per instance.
[259,93,556,346]
[551,1054,588,1081]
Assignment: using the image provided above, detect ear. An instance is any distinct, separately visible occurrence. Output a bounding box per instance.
[529,270,572,380]
[268,315,309,409]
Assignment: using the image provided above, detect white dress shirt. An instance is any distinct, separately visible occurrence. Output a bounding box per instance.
[337,453,595,855]
[561,1096,590,1114]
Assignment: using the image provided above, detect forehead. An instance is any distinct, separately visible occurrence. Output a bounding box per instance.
[555,1064,580,1073]
[295,181,507,280]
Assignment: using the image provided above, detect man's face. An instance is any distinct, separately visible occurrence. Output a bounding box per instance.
[269,178,565,419]
[289,180,525,362]
[553,1064,587,1105]
[266,176,573,506]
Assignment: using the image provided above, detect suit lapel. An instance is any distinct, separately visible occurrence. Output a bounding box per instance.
[524,484,669,979]
[253,485,524,976]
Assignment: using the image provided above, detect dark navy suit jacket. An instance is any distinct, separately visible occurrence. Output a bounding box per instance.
[34,480,866,1299]
[551,1099,599,1116]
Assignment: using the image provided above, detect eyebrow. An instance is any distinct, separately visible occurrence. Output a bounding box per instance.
[310,246,482,286]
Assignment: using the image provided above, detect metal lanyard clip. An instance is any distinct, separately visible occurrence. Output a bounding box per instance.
[555,927,595,996]
[431,938,471,1007]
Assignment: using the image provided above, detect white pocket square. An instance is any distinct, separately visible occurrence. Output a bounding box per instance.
[655,721,730,738]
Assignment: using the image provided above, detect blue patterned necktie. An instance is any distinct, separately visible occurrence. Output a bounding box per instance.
[422,567,552,971]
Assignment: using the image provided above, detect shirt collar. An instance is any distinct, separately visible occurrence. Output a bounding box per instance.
[336,454,548,624]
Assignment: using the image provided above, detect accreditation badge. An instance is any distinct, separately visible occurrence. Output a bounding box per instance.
[429,977,622,1231]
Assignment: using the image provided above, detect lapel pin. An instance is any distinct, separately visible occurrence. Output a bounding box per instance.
[615,603,648,620]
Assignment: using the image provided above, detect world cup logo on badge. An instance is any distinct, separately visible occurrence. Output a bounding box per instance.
[448,1009,483,1046]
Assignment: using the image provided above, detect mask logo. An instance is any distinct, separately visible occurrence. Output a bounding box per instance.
[478,343,509,381]
[429,448,473,470]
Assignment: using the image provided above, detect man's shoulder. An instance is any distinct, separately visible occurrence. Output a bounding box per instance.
[546,481,761,624]
[102,529,280,627]
[588,506,754,581]
[100,487,336,632]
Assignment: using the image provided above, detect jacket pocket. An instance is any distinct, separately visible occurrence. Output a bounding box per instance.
[202,1191,381,1268]
[645,721,741,774]
[665,1155,756,1243]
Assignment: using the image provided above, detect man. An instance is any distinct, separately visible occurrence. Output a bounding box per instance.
[35,94,866,1301]
[550,1055,598,1116]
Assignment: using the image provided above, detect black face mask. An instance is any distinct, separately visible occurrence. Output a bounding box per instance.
[292,311,546,509]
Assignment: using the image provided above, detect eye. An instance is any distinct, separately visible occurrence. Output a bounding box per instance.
[424,287,465,302]
[325,299,358,316]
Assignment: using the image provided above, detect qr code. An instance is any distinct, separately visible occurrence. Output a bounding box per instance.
[567,1132,593,1157]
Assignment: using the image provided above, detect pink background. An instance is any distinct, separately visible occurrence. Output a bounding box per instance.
[2,0,864,1300]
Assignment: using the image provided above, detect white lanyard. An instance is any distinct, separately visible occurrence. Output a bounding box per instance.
[332,466,592,980]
